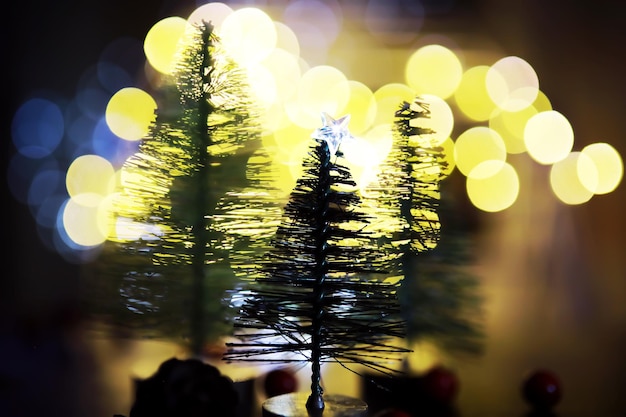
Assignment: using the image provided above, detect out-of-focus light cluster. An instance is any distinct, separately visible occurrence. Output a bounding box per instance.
[9,1,623,260]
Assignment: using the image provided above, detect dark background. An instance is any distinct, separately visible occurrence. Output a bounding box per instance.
[3,1,626,416]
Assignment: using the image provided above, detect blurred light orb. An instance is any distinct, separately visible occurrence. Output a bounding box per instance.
[373,83,415,126]
[405,44,462,99]
[273,21,301,57]
[66,154,116,201]
[489,90,552,154]
[466,161,519,212]
[454,65,496,122]
[220,7,277,66]
[454,126,506,178]
[12,98,65,159]
[413,94,454,146]
[340,81,377,135]
[550,152,596,205]
[187,2,233,33]
[261,48,302,104]
[581,142,623,194]
[292,65,350,127]
[144,16,188,74]
[486,56,539,112]
[105,87,157,141]
[524,110,574,165]
[62,195,108,247]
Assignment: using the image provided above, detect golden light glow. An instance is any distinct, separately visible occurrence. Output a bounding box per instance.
[340,81,377,135]
[524,110,574,165]
[414,94,454,146]
[186,2,233,33]
[550,152,596,205]
[105,87,157,141]
[454,65,496,121]
[63,194,107,246]
[144,16,188,74]
[66,154,116,201]
[372,83,415,126]
[453,127,506,177]
[486,56,539,112]
[466,161,519,212]
[288,65,350,128]
[581,142,624,194]
[220,7,277,66]
[405,44,463,99]
[489,90,552,154]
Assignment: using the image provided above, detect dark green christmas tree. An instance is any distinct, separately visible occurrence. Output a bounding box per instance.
[224,113,409,411]
[90,21,280,355]
[374,97,483,356]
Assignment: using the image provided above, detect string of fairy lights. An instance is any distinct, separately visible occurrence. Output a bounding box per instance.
[9,1,623,262]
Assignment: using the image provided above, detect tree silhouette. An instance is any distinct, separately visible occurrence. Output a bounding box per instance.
[90,21,280,355]
[224,114,409,411]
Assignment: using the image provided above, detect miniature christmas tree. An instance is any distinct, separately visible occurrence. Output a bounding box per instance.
[372,97,483,357]
[392,98,483,355]
[224,113,409,413]
[90,21,280,355]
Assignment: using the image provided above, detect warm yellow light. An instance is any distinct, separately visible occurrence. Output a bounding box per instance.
[405,44,462,99]
[105,87,157,141]
[144,16,188,74]
[454,65,496,122]
[340,81,377,135]
[466,161,519,212]
[489,90,552,154]
[63,195,107,247]
[66,155,116,200]
[287,65,350,128]
[486,56,539,112]
[274,21,301,57]
[372,83,415,126]
[524,110,574,165]
[453,127,506,177]
[550,152,596,205]
[220,7,277,66]
[414,94,454,146]
[186,2,233,33]
[580,143,623,194]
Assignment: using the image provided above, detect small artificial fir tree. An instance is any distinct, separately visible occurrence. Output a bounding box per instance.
[224,113,409,412]
[91,21,280,355]
[391,98,483,356]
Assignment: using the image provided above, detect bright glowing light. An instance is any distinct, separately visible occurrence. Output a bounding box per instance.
[524,110,574,165]
[220,7,277,66]
[414,94,454,146]
[454,65,496,122]
[186,2,233,33]
[288,65,350,128]
[454,127,506,177]
[581,143,623,194]
[489,90,552,154]
[66,154,116,200]
[105,87,157,141]
[340,81,377,135]
[274,21,301,57]
[63,195,108,247]
[311,113,353,156]
[373,83,415,126]
[550,152,596,205]
[405,44,463,99]
[486,56,539,112]
[144,16,188,74]
[261,48,302,103]
[466,161,519,212]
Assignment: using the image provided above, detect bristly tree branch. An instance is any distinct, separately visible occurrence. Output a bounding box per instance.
[225,135,409,411]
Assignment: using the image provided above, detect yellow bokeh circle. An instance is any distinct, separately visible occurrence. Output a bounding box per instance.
[466,161,519,212]
[405,44,463,99]
[106,87,157,141]
[144,16,188,74]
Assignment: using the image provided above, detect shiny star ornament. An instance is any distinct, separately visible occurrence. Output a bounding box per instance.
[311,112,353,156]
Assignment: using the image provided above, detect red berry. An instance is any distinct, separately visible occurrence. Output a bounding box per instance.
[421,366,459,404]
[522,369,562,409]
[263,368,298,398]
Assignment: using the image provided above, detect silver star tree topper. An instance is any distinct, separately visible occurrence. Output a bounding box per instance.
[311,112,354,156]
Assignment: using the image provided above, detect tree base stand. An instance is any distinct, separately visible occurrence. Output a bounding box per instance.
[262,392,368,417]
